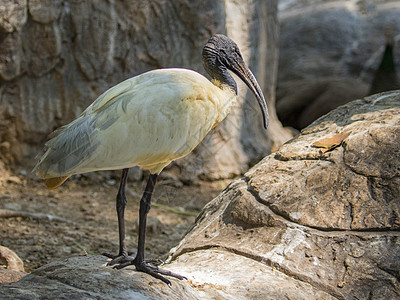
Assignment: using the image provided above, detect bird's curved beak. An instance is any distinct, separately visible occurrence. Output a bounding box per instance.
[230,61,269,129]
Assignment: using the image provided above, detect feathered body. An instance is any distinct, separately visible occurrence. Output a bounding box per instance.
[33,68,236,187]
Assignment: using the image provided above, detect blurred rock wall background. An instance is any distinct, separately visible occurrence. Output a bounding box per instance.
[0,0,290,181]
[277,0,400,129]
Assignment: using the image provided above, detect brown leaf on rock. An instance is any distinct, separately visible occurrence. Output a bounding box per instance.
[312,131,351,152]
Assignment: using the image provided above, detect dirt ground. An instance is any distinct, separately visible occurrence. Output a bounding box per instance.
[0,168,227,273]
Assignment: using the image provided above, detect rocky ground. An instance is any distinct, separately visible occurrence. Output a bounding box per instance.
[0,168,226,273]
[1,92,399,299]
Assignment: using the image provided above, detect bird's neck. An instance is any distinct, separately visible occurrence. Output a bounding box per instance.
[209,66,238,95]
[210,73,238,126]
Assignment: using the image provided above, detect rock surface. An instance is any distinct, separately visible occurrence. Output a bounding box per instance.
[0,246,27,283]
[277,0,400,128]
[1,91,399,299]
[0,0,291,180]
[171,91,400,299]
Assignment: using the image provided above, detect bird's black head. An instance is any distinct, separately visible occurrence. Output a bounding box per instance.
[202,34,244,84]
[202,34,269,129]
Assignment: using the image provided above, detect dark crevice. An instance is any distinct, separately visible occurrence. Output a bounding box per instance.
[348,200,355,228]
[273,151,336,164]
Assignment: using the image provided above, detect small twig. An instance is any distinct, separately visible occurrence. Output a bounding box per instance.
[0,209,73,224]
[152,203,198,217]
[73,241,96,255]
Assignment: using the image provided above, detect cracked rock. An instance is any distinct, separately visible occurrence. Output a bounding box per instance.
[168,91,400,299]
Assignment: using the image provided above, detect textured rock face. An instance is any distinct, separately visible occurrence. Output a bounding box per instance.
[277,0,400,128]
[0,0,290,179]
[0,255,201,300]
[1,92,399,299]
[168,91,400,299]
[259,98,400,231]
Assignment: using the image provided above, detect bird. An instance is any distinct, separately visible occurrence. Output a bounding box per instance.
[33,34,269,285]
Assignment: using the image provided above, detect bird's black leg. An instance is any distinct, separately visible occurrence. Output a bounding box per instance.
[113,173,186,285]
[103,168,133,265]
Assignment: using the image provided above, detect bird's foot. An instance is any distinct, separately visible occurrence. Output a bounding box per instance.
[113,258,187,285]
[103,251,134,266]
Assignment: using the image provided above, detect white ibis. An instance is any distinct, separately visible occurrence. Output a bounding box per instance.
[33,34,269,285]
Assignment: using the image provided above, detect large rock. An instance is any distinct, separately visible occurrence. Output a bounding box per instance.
[168,91,400,299]
[0,0,291,180]
[277,0,400,128]
[1,91,399,299]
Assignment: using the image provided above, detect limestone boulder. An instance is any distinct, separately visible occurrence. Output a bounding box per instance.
[168,91,400,299]
[1,91,399,299]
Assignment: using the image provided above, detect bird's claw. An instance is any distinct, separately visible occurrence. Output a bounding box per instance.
[112,259,187,285]
[103,252,134,266]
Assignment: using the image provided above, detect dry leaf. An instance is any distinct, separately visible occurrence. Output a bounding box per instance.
[313,131,351,152]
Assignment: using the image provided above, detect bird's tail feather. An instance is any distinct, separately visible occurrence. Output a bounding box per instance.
[45,176,70,190]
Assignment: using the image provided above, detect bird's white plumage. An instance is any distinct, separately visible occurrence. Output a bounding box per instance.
[33,68,236,179]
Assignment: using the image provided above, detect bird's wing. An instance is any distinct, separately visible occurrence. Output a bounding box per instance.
[82,79,136,116]
[33,69,224,178]
[46,77,135,140]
